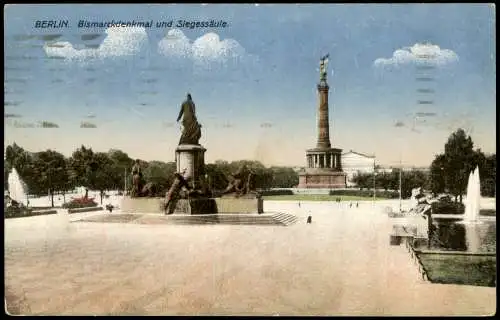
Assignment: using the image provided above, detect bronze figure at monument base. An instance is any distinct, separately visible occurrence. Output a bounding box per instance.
[220,165,260,198]
[164,173,191,214]
[131,159,144,198]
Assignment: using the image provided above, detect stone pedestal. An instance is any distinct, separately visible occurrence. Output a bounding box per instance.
[215,197,264,214]
[121,196,165,213]
[299,147,347,188]
[121,196,263,215]
[175,144,206,188]
[298,170,347,188]
[172,198,218,215]
[170,197,263,215]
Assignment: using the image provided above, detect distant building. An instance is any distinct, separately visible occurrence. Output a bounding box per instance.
[341,150,375,187]
[378,166,430,173]
[292,166,304,173]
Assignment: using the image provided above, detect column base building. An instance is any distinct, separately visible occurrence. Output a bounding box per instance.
[298,147,346,188]
[298,54,347,189]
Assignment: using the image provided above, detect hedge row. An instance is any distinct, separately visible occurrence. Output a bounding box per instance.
[329,189,400,199]
[430,201,465,215]
[67,207,103,214]
[4,207,58,219]
[480,209,496,217]
[259,189,294,196]
[62,202,98,209]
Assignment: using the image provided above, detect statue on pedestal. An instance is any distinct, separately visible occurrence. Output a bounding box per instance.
[131,159,144,198]
[177,93,202,145]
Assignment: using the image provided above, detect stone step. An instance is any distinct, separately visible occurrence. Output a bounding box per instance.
[271,212,299,226]
[163,214,289,226]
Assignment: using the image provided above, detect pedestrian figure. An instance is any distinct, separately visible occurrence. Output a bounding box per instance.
[106,204,114,213]
[307,215,312,224]
[298,201,301,208]
[356,202,359,208]
[350,202,352,208]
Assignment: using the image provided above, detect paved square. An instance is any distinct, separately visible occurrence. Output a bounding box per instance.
[4,200,496,315]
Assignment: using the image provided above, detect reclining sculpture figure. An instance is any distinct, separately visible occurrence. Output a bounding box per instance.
[222,165,257,197]
[164,172,191,214]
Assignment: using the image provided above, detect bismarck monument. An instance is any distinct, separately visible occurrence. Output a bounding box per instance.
[166,93,262,214]
[175,93,206,190]
[298,55,347,188]
[122,93,263,215]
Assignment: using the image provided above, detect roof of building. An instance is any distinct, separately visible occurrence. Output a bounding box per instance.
[341,150,375,158]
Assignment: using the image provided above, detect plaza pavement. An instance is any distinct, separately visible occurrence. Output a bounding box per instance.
[4,199,496,316]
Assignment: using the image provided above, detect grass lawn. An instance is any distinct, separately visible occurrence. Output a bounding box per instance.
[262,194,390,201]
[418,254,496,287]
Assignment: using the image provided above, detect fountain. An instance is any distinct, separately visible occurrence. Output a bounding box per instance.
[391,166,495,286]
[463,166,481,223]
[7,168,28,206]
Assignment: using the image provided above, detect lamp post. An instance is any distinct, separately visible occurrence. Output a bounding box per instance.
[396,125,404,214]
[399,161,402,214]
[373,159,376,202]
[124,167,127,196]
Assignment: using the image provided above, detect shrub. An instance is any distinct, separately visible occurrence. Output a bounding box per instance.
[62,196,98,209]
[260,189,294,196]
[328,189,399,199]
[431,200,465,215]
[68,206,103,214]
[4,206,33,218]
[480,209,496,217]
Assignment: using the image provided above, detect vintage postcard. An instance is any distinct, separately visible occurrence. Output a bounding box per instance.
[4,3,496,316]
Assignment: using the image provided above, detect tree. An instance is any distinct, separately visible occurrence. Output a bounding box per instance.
[473,151,496,197]
[430,154,447,196]
[428,129,495,201]
[108,149,134,191]
[32,150,68,207]
[269,167,299,188]
[5,143,37,195]
[68,145,96,198]
[206,160,275,190]
[205,163,229,191]
[352,173,371,190]
[4,162,10,191]
[61,158,76,203]
[483,154,496,197]
[142,161,176,195]
[230,161,273,190]
[376,173,391,191]
[400,170,429,199]
[443,129,475,203]
[87,152,116,204]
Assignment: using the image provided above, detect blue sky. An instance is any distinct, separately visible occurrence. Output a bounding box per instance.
[4,4,496,167]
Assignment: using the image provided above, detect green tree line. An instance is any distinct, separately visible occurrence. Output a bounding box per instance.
[429,128,496,202]
[352,170,429,199]
[4,144,300,207]
[4,129,495,206]
[352,128,496,201]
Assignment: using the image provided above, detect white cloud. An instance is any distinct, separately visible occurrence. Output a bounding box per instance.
[157,29,192,59]
[158,29,252,68]
[374,42,459,68]
[192,33,246,63]
[43,27,148,61]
